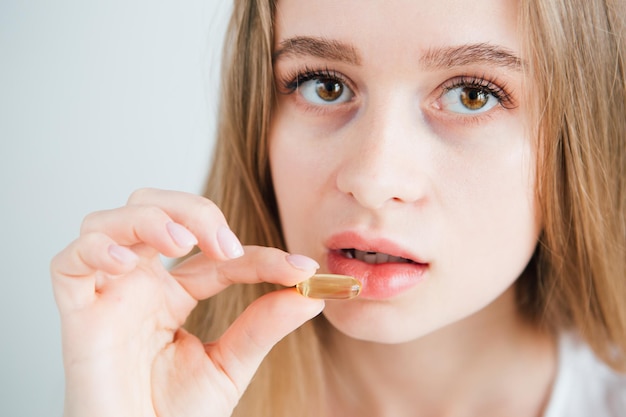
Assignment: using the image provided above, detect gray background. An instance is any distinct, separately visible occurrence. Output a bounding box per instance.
[1,1,229,415]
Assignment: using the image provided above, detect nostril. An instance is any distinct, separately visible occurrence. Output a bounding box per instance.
[336,164,427,209]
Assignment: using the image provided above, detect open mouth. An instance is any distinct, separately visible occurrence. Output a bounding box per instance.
[340,249,418,265]
[326,233,428,299]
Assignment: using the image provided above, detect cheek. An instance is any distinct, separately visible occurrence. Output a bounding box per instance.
[268,116,327,253]
[432,131,539,309]
[448,135,538,252]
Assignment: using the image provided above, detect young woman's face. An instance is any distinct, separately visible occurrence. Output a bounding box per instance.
[269,0,540,342]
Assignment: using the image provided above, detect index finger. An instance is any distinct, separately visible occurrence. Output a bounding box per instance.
[170,246,320,300]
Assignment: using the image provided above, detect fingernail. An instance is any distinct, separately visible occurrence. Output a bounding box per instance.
[286,254,320,271]
[166,222,198,248]
[108,244,138,265]
[217,225,244,259]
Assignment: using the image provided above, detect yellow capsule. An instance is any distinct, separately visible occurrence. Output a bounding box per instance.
[296,274,361,300]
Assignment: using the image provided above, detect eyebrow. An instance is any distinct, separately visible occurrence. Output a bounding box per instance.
[420,43,523,71]
[273,36,522,71]
[273,36,361,64]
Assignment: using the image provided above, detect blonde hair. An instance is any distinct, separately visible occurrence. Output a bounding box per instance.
[186,0,626,415]
[517,0,626,369]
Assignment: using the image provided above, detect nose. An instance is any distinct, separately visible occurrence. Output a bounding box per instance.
[335,96,433,210]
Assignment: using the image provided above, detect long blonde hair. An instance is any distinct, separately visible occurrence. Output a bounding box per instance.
[517,0,626,369]
[186,0,626,415]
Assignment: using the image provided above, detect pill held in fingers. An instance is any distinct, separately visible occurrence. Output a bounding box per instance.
[296,274,362,300]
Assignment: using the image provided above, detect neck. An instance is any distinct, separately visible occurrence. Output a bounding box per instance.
[322,287,557,417]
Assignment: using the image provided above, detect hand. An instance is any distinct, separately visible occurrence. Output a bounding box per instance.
[51,188,324,417]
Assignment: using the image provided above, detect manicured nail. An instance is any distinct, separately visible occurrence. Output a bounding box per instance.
[108,244,139,265]
[166,222,198,248]
[217,225,244,259]
[286,254,320,271]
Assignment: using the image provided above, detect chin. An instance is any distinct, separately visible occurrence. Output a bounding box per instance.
[321,300,444,344]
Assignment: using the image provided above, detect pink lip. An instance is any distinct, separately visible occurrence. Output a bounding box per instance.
[325,231,428,300]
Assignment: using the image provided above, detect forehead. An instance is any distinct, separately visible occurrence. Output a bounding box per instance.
[273,0,521,58]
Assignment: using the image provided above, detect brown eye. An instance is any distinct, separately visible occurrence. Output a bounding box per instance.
[440,83,499,114]
[315,78,344,102]
[460,87,489,110]
[297,75,353,105]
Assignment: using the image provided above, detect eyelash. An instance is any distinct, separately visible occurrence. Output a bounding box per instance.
[276,67,516,111]
[278,66,351,95]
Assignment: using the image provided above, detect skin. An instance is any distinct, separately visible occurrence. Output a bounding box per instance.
[270,0,555,415]
[51,189,324,417]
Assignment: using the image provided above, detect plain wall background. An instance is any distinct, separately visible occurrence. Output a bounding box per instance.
[0,1,230,415]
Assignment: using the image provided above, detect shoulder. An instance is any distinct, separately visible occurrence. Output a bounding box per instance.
[543,332,626,417]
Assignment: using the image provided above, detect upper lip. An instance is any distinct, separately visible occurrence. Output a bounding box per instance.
[325,230,428,265]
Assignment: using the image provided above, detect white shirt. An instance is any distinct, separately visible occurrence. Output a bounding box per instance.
[543,333,626,416]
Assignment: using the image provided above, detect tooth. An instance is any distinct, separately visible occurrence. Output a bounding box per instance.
[363,252,377,264]
[349,249,415,264]
[376,252,390,263]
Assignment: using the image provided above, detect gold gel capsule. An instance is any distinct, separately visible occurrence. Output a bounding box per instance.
[296,274,361,300]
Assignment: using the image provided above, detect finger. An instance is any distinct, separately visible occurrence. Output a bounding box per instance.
[50,232,139,309]
[170,246,320,300]
[81,205,198,259]
[126,188,244,260]
[206,289,324,395]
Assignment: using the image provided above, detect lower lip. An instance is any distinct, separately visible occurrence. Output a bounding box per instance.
[326,251,428,299]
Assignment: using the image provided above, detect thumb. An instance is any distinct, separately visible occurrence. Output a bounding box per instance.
[207,289,324,396]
